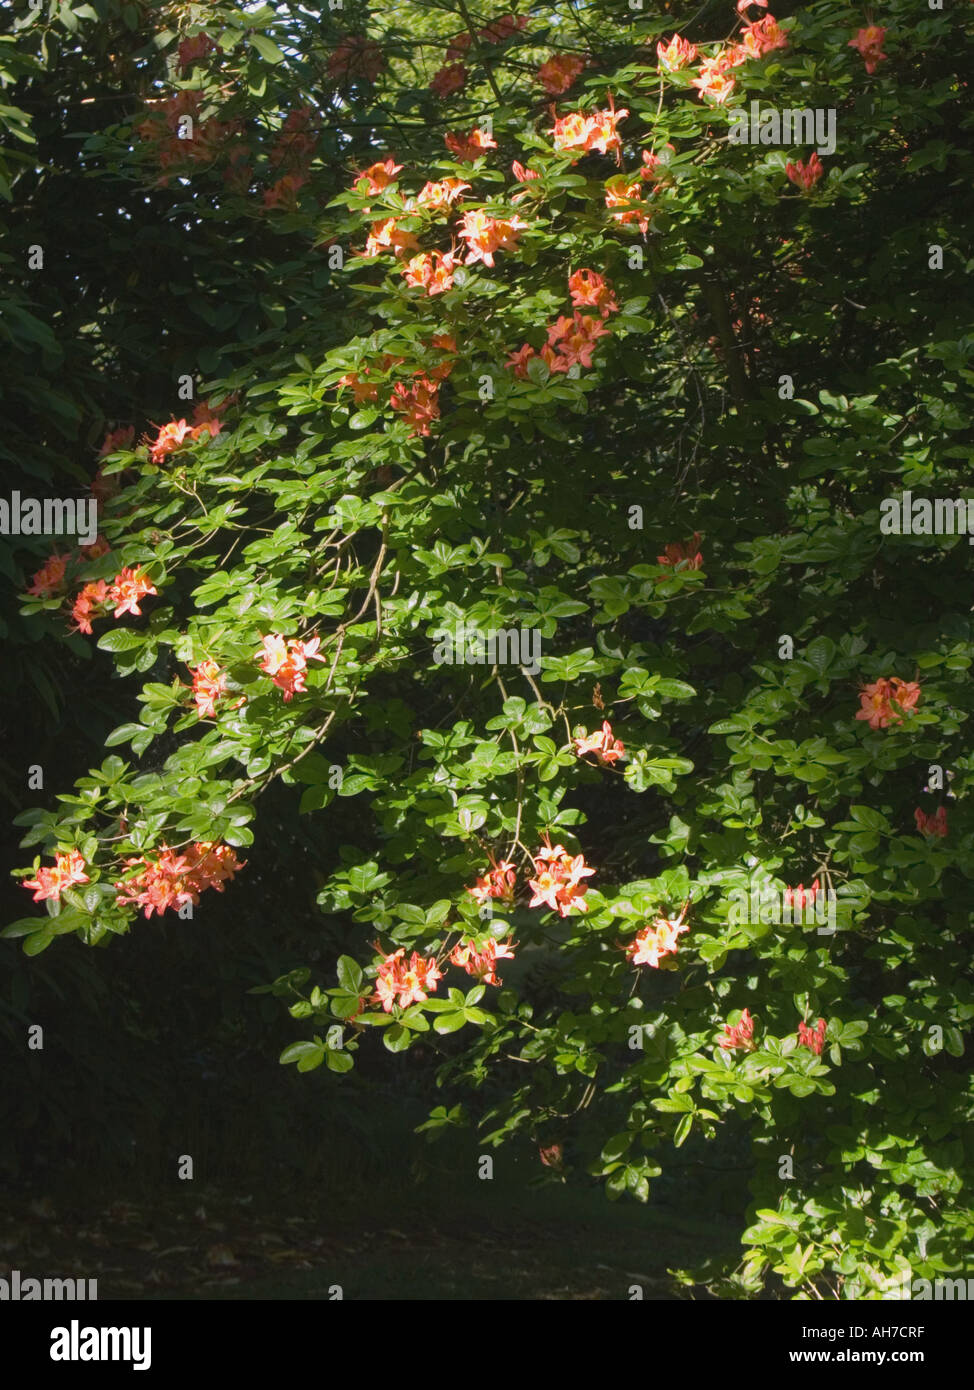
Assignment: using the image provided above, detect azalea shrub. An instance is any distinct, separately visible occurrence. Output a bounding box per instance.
[6,0,974,1299]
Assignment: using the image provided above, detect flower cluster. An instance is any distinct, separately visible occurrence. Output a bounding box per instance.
[604,173,652,234]
[328,36,385,85]
[178,33,215,70]
[390,376,441,436]
[797,1017,827,1055]
[625,902,691,969]
[444,126,497,162]
[466,857,517,906]
[683,11,788,105]
[915,806,948,838]
[136,92,240,184]
[190,659,232,719]
[450,935,517,986]
[848,25,887,75]
[550,102,628,161]
[71,568,157,635]
[149,405,223,465]
[784,879,820,911]
[786,152,824,192]
[528,841,596,917]
[720,1007,756,1051]
[507,269,617,378]
[115,842,245,919]
[573,719,626,766]
[458,209,528,268]
[402,249,459,295]
[657,35,697,72]
[23,849,90,903]
[256,634,326,702]
[854,677,921,730]
[658,532,704,570]
[537,54,585,95]
[373,948,443,1012]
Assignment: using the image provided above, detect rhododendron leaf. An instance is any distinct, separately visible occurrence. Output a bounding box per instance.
[433,1012,467,1035]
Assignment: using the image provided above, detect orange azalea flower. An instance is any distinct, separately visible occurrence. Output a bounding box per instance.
[327,36,385,84]
[604,175,651,233]
[444,127,497,162]
[690,54,737,104]
[23,849,90,903]
[178,33,215,70]
[625,901,691,968]
[98,425,135,458]
[108,567,157,619]
[658,532,703,570]
[550,102,628,159]
[391,376,440,436]
[547,311,612,370]
[263,173,305,210]
[505,343,537,378]
[797,1017,826,1055]
[27,552,69,598]
[537,54,585,95]
[737,0,768,12]
[115,841,244,919]
[786,152,824,192]
[450,935,516,986]
[855,677,920,730]
[70,579,110,634]
[446,32,473,62]
[639,148,668,183]
[352,158,403,195]
[80,535,110,561]
[457,209,528,268]
[337,370,379,405]
[528,840,595,917]
[890,677,921,713]
[416,177,470,214]
[719,1006,756,1051]
[511,160,540,184]
[402,249,458,295]
[915,806,948,838]
[466,857,517,905]
[256,634,326,702]
[574,719,625,765]
[363,216,420,259]
[741,14,789,58]
[568,268,618,318]
[430,63,467,97]
[149,419,195,464]
[538,1142,563,1168]
[270,107,316,171]
[191,659,228,719]
[657,35,698,71]
[427,332,458,380]
[479,13,527,43]
[373,947,443,1012]
[848,25,887,75]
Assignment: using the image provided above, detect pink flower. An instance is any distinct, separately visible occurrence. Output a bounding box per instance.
[848,25,887,75]
[797,1018,827,1055]
[786,152,824,192]
[720,1007,756,1051]
[573,720,625,765]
